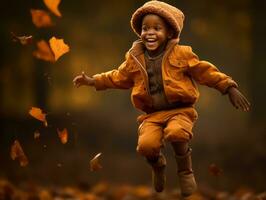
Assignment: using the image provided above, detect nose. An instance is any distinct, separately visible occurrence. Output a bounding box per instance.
[147,29,155,36]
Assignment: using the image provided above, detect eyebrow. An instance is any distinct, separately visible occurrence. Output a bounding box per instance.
[142,23,163,26]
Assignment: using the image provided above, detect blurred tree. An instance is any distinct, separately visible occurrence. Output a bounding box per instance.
[250,0,266,124]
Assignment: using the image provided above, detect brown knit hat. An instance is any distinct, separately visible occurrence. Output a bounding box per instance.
[131,0,184,39]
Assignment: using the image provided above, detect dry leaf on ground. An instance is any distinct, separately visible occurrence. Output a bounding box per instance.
[33,40,55,62]
[57,128,68,144]
[208,163,223,176]
[10,140,29,167]
[132,186,152,198]
[90,153,103,171]
[29,107,48,127]
[30,9,54,28]
[11,32,33,45]
[90,182,109,195]
[49,36,70,61]
[183,192,206,200]
[43,0,62,17]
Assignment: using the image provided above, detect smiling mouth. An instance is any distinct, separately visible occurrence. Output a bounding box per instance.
[145,38,157,46]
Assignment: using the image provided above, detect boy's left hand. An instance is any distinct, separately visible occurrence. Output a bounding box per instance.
[227,87,251,112]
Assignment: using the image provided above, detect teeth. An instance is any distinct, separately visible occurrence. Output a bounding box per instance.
[147,38,156,42]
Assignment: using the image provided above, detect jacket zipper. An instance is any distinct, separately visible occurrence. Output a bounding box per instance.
[129,41,176,105]
[161,42,176,101]
[130,53,152,99]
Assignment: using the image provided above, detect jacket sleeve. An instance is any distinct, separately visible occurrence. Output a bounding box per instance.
[185,46,238,94]
[92,53,134,90]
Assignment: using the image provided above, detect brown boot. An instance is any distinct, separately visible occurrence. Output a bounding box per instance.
[175,148,197,197]
[147,154,166,192]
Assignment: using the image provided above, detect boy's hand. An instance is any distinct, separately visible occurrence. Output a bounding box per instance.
[73,71,95,87]
[227,87,250,112]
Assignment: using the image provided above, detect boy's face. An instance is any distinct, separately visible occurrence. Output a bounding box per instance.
[141,14,172,54]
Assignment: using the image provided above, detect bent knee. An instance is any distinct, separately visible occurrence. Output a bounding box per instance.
[165,128,192,142]
[136,140,161,157]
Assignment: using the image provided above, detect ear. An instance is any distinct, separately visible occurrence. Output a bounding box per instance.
[167,30,174,39]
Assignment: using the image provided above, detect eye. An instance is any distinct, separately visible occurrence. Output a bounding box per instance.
[141,26,148,32]
[155,26,162,31]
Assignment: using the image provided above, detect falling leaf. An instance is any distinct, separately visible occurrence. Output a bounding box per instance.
[34,130,41,139]
[49,36,70,61]
[30,9,54,28]
[57,163,62,167]
[33,40,55,62]
[90,153,102,171]
[29,107,48,127]
[57,128,68,144]
[44,73,53,86]
[208,163,223,176]
[10,140,29,167]
[43,0,62,17]
[11,32,33,45]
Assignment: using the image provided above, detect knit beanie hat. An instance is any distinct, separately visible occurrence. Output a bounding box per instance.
[131,0,185,39]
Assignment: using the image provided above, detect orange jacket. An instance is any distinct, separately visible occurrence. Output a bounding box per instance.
[93,39,238,113]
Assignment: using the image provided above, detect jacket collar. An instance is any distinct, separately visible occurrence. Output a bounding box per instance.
[129,38,179,57]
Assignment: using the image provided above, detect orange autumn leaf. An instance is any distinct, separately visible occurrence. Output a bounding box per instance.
[43,0,62,17]
[30,9,54,28]
[182,192,205,200]
[90,153,103,171]
[10,140,29,167]
[208,163,223,176]
[33,40,55,62]
[49,37,70,61]
[132,186,152,199]
[11,32,33,45]
[90,182,110,196]
[57,128,68,144]
[29,107,48,127]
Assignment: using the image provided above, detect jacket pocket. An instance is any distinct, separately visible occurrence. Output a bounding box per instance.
[169,59,188,68]
[167,59,188,80]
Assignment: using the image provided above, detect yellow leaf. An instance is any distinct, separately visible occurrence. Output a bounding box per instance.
[33,40,55,62]
[90,153,103,171]
[43,0,62,17]
[49,37,70,61]
[57,128,68,144]
[29,107,48,127]
[10,140,29,167]
[30,9,54,28]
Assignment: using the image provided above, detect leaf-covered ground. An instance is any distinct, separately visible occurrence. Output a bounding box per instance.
[0,178,265,200]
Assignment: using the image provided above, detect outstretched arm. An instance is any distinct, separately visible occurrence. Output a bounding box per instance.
[227,87,251,112]
[73,71,95,87]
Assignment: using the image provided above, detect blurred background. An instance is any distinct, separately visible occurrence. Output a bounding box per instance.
[0,0,265,194]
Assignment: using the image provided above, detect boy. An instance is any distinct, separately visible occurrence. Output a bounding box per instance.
[73,1,250,197]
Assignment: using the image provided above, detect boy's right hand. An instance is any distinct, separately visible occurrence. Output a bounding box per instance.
[73,71,95,87]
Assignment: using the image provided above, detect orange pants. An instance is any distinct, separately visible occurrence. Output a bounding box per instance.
[136,107,198,157]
